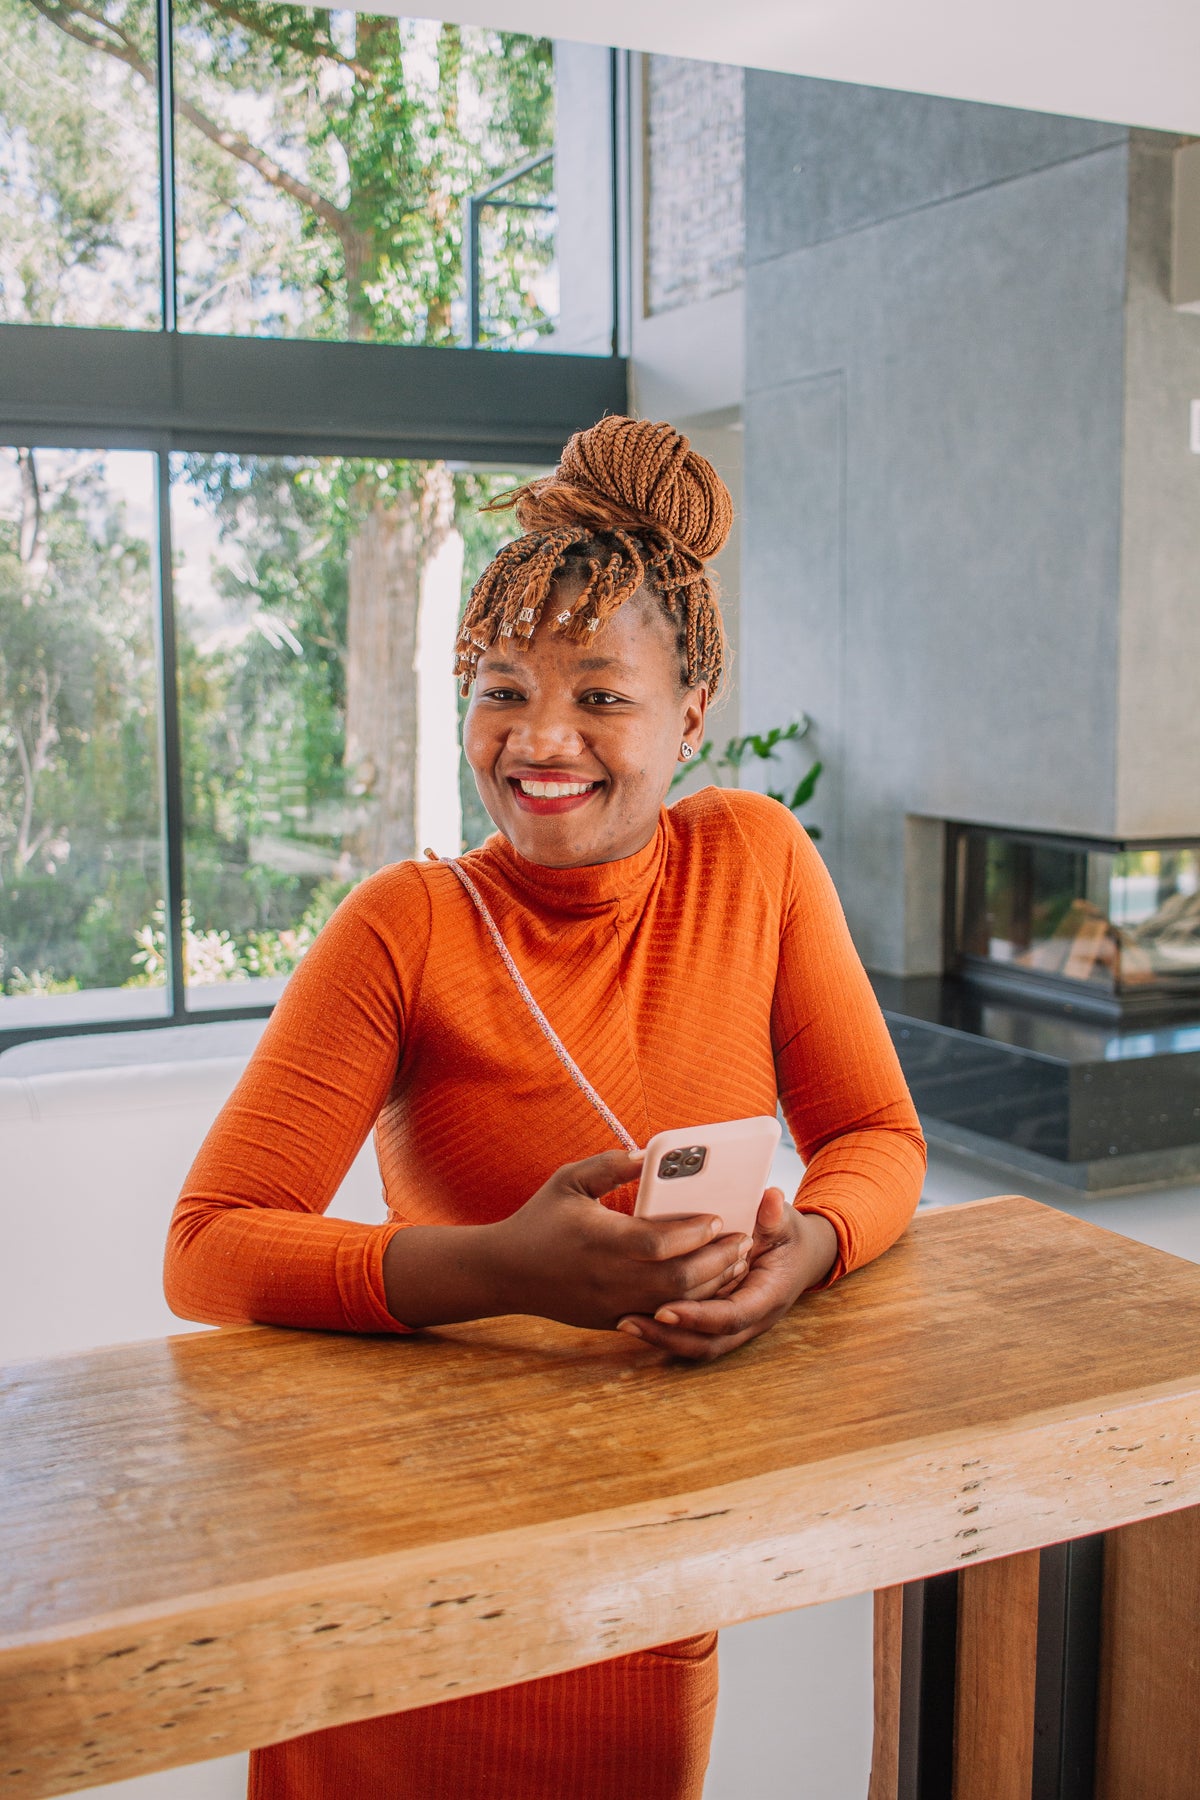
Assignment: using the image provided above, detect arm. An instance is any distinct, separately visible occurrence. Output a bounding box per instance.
[622,809,925,1359]
[165,871,753,1336]
[771,826,926,1280]
[164,870,425,1333]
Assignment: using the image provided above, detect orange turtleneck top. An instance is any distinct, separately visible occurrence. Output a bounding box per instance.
[164,785,925,1800]
[165,787,924,1334]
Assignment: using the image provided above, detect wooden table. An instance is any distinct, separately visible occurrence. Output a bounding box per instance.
[3,1197,1200,1799]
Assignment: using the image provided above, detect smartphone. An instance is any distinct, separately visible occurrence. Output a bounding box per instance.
[634,1115,783,1240]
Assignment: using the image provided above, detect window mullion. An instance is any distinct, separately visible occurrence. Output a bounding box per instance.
[153,450,187,1020]
[156,0,178,333]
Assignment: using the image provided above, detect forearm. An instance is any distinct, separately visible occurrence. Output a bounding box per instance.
[794,1120,927,1280]
[381,1221,517,1328]
[165,1200,405,1333]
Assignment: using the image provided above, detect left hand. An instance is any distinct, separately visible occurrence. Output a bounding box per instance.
[615,1189,839,1363]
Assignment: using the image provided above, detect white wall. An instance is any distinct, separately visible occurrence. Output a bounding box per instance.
[307,0,1200,137]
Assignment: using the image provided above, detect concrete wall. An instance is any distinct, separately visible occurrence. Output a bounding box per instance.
[644,55,744,315]
[1115,133,1200,834]
[741,74,1159,970]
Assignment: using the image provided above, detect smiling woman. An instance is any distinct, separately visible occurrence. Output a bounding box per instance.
[164,414,926,1800]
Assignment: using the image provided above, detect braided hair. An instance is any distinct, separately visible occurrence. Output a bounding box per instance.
[455,416,732,699]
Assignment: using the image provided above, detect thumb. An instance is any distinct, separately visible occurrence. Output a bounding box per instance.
[754,1186,788,1240]
[557,1147,646,1201]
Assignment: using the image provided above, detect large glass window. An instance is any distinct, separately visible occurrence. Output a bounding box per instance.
[0,443,538,1033]
[0,0,162,327]
[0,3,613,350]
[174,7,557,346]
[0,446,166,1027]
[0,6,624,1049]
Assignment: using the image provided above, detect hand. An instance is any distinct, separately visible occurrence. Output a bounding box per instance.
[614,1189,839,1363]
[383,1148,753,1331]
[490,1148,755,1331]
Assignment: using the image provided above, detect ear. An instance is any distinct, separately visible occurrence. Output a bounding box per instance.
[680,683,708,758]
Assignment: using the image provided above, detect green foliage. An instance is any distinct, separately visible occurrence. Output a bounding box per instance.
[671,715,824,837]
[0,6,559,1004]
[0,0,162,326]
[0,448,163,994]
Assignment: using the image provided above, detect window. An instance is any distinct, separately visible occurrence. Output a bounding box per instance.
[0,446,166,1025]
[0,445,540,1033]
[0,0,162,328]
[0,11,627,1049]
[0,2,614,350]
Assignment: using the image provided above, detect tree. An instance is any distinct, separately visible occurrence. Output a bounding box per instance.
[3,0,555,878]
[0,447,160,991]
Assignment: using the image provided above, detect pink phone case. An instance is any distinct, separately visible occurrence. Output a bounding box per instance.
[633,1115,783,1239]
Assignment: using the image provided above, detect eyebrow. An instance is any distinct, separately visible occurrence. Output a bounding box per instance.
[481,657,634,676]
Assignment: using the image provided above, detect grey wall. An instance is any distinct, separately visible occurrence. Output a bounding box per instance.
[1115,134,1200,835]
[742,73,1139,970]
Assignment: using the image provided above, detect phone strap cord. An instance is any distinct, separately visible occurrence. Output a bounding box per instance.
[440,855,640,1155]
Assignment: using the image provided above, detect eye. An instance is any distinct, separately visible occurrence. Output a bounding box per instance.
[580,689,629,707]
[480,686,524,702]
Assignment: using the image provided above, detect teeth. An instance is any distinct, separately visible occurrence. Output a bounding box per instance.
[517,780,597,798]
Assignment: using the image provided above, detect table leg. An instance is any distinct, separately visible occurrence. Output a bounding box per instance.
[1095,1505,1200,1800]
[870,1538,1103,1800]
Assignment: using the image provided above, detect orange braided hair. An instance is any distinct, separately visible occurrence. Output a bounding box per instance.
[455,416,733,698]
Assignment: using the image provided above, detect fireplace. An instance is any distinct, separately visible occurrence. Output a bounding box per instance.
[870,821,1200,1191]
[947,823,1200,1021]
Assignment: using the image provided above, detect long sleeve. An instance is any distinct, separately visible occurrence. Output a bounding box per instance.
[163,868,431,1334]
[740,806,926,1280]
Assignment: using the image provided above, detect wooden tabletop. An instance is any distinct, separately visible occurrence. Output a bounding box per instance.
[4,1196,1200,1797]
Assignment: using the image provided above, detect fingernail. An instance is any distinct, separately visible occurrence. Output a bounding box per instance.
[740,1237,754,1256]
[708,1218,725,1237]
[617,1318,643,1338]
[655,1308,680,1325]
[732,1260,747,1278]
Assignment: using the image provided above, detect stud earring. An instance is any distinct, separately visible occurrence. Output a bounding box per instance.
[679,742,695,761]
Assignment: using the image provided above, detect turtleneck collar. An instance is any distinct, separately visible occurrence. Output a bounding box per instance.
[470,810,669,918]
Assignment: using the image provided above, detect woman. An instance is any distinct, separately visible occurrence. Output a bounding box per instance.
[165,415,926,1800]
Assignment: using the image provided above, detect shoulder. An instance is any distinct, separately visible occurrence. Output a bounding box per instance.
[669,787,831,926]
[670,784,815,866]
[311,859,436,966]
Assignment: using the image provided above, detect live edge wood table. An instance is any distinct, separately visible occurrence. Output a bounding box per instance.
[4,1199,1200,1800]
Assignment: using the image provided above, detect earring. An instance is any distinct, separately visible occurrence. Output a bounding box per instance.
[679,742,695,761]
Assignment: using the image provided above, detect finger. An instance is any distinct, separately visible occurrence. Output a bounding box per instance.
[624,1212,740,1262]
[558,1148,645,1200]
[659,1237,755,1303]
[650,1265,782,1335]
[617,1313,765,1363]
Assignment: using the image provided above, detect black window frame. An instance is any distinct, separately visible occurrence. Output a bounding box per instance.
[0,10,629,1054]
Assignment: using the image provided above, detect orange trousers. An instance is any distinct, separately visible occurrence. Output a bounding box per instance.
[249,1633,718,1800]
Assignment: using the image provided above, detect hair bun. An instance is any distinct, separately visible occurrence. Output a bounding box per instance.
[513,415,733,562]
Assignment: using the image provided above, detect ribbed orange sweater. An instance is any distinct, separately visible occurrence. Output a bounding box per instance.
[165,787,925,1799]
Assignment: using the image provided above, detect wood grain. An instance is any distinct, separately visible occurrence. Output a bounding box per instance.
[869,1587,903,1800]
[5,1198,1200,1797]
[953,1550,1040,1800]
[1096,1506,1200,1799]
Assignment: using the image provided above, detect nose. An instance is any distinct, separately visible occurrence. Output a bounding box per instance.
[504,698,586,764]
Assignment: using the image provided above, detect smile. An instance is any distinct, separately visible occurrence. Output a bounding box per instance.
[515,779,599,797]
[506,776,604,815]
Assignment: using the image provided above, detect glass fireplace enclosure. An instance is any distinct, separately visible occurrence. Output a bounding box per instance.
[949,824,1200,1018]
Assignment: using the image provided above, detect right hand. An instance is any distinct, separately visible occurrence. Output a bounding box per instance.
[490,1148,753,1331]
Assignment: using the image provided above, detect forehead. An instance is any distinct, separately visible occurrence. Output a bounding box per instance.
[476,588,677,682]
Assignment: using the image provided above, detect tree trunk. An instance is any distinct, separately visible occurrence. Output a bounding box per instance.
[344,465,461,870]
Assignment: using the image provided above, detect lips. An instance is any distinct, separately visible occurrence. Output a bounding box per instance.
[506,775,603,815]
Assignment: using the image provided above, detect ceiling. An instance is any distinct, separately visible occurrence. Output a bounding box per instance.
[349,0,1200,135]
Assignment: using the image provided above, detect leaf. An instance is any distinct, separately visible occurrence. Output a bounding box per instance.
[787,759,823,810]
